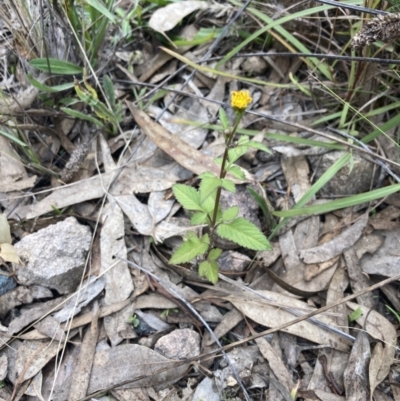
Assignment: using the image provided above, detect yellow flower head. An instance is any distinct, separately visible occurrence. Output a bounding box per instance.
[231,90,252,111]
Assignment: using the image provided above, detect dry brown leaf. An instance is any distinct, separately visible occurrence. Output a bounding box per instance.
[361,228,400,277]
[88,344,189,393]
[7,340,60,383]
[127,104,253,183]
[343,331,370,401]
[69,302,100,401]
[347,302,396,386]
[0,214,11,244]
[255,337,294,393]
[369,342,384,400]
[228,290,351,351]
[344,248,374,308]
[299,214,368,264]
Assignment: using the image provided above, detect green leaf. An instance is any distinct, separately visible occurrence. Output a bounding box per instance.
[237,135,250,145]
[199,176,221,203]
[246,141,272,154]
[222,206,239,222]
[348,307,363,322]
[60,107,104,127]
[0,129,27,147]
[228,146,248,163]
[172,184,202,211]
[169,232,208,264]
[247,187,276,229]
[201,192,217,215]
[30,58,83,75]
[191,211,208,225]
[27,74,74,93]
[214,157,223,166]
[86,0,117,23]
[219,108,230,131]
[227,165,246,180]
[199,259,219,284]
[208,248,222,260]
[103,75,116,110]
[220,179,235,193]
[217,218,272,251]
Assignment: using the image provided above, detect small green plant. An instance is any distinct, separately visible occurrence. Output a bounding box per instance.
[169,90,272,283]
[128,314,140,327]
[160,308,178,317]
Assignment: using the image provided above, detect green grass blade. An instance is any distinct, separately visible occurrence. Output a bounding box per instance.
[269,153,352,239]
[274,184,400,217]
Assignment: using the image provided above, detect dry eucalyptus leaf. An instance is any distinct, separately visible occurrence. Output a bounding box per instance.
[0,214,11,244]
[347,302,396,386]
[148,1,208,33]
[343,331,370,401]
[88,344,189,392]
[228,290,351,351]
[299,214,368,264]
[255,337,294,393]
[0,243,20,263]
[369,342,384,400]
[128,104,253,183]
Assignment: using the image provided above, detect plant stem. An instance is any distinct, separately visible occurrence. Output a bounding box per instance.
[206,112,242,256]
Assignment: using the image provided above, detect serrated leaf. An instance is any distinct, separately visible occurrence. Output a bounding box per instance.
[201,192,217,214]
[199,176,222,202]
[30,58,83,74]
[222,206,239,222]
[61,107,104,127]
[209,248,222,260]
[169,234,208,264]
[228,146,248,163]
[219,108,230,130]
[214,157,223,166]
[172,184,202,211]
[227,165,246,180]
[220,179,236,193]
[246,141,272,154]
[217,218,272,251]
[199,259,219,284]
[237,135,250,145]
[191,211,208,225]
[199,171,217,179]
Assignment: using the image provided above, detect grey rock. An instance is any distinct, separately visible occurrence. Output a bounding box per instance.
[14,217,91,294]
[154,328,200,360]
[192,377,220,401]
[0,274,16,296]
[309,151,377,196]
